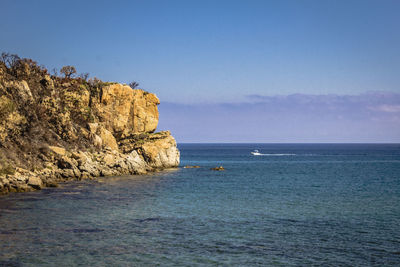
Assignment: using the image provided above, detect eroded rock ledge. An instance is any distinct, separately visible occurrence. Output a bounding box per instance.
[0,131,179,194]
[0,55,180,194]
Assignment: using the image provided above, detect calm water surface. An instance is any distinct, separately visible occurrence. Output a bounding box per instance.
[0,144,400,266]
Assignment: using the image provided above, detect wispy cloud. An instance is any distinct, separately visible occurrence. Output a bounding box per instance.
[370,104,400,113]
[158,92,400,143]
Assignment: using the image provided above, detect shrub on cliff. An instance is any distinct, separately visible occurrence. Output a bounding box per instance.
[0,165,15,176]
[0,52,20,70]
[0,53,47,80]
[0,96,16,120]
[60,65,77,78]
[129,81,139,89]
[79,72,89,81]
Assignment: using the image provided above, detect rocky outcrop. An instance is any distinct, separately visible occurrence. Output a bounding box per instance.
[0,55,180,194]
[94,84,160,138]
[0,131,179,194]
[211,166,225,171]
[4,80,33,103]
[0,125,179,195]
[140,132,180,168]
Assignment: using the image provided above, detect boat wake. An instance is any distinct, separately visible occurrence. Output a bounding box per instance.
[251,150,298,156]
[253,153,297,156]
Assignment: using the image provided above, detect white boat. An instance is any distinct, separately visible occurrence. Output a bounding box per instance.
[251,150,262,156]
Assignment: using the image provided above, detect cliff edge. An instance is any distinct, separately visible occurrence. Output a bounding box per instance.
[0,54,179,194]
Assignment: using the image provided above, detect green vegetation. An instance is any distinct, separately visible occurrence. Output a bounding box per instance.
[0,52,103,170]
[0,51,156,180]
[0,96,16,120]
[0,164,15,176]
[83,107,95,123]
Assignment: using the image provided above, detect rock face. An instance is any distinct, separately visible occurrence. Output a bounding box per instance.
[95,84,160,138]
[140,131,180,168]
[5,80,33,103]
[0,56,180,194]
[98,126,119,151]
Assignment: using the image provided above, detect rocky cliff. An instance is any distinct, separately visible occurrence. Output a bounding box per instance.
[0,55,180,194]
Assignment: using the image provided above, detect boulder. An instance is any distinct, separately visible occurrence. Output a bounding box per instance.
[5,80,33,103]
[61,169,75,178]
[91,134,103,148]
[48,146,66,156]
[71,151,88,166]
[125,150,148,174]
[79,160,101,177]
[28,176,43,190]
[98,127,118,151]
[139,131,180,168]
[103,154,116,167]
[57,156,76,169]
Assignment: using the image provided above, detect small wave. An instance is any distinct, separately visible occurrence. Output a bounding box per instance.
[67,228,104,233]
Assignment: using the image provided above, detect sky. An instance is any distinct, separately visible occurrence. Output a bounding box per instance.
[1,0,400,142]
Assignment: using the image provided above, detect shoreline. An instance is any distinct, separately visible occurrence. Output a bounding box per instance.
[0,55,180,195]
[0,131,180,195]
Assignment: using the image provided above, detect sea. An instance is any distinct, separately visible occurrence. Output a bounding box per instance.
[0,143,400,266]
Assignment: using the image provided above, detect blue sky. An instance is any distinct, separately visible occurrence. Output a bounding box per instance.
[1,0,399,142]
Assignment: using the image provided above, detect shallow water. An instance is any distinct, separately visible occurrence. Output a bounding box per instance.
[0,144,400,266]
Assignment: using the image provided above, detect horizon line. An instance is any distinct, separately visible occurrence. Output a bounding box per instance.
[177,142,400,145]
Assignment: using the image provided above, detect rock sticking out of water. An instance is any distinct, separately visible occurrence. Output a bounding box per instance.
[211,166,225,171]
[183,165,201,168]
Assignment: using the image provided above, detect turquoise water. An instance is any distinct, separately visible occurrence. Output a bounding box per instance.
[1,144,400,266]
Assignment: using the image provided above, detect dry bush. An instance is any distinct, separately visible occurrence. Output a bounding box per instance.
[60,65,77,78]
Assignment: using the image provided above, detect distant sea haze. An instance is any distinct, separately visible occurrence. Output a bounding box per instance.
[158,92,400,143]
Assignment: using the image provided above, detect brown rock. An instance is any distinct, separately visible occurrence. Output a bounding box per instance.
[81,172,91,179]
[57,156,77,169]
[45,180,58,187]
[90,134,103,148]
[71,151,88,165]
[41,75,55,90]
[5,80,33,103]
[0,96,27,143]
[139,131,180,168]
[28,176,43,190]
[61,169,75,178]
[103,154,116,167]
[88,123,99,134]
[211,166,225,171]
[125,150,148,174]
[48,146,66,156]
[98,127,118,151]
[94,84,160,137]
